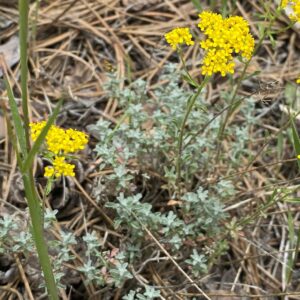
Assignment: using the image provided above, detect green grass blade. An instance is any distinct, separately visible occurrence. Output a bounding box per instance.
[19,0,30,137]
[287,210,295,248]
[4,77,27,159]
[5,114,22,167]
[291,118,300,171]
[277,131,284,160]
[191,0,202,11]
[284,197,300,203]
[286,210,295,285]
[22,99,63,173]
[289,227,300,284]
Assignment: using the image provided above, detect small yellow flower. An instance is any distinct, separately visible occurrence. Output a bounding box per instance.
[281,0,300,22]
[44,166,55,178]
[30,121,47,141]
[297,154,300,159]
[296,77,300,84]
[46,126,67,154]
[165,27,194,50]
[281,0,288,8]
[29,122,89,154]
[30,121,88,180]
[63,128,89,153]
[198,11,254,77]
[44,156,75,178]
[52,156,75,177]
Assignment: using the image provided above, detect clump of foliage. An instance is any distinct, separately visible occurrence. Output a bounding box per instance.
[0,62,256,297]
[86,64,256,295]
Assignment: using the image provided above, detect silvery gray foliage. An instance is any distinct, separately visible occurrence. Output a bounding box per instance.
[0,215,18,252]
[44,208,58,229]
[77,259,105,286]
[77,230,134,288]
[181,186,225,233]
[89,64,255,196]
[0,208,134,290]
[87,64,256,290]
[110,262,133,287]
[185,249,208,276]
[0,211,55,287]
[123,286,161,300]
[0,63,257,296]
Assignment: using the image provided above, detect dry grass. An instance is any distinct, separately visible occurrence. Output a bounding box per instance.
[0,0,300,299]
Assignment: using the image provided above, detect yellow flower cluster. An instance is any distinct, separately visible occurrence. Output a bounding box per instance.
[198,11,255,76]
[164,28,194,50]
[297,77,300,84]
[29,121,88,178]
[281,0,300,22]
[30,121,88,154]
[164,12,254,77]
[44,157,75,178]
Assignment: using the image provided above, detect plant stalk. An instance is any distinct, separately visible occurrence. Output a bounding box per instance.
[22,173,59,300]
[216,7,279,161]
[176,76,210,193]
[19,0,30,152]
[18,1,59,299]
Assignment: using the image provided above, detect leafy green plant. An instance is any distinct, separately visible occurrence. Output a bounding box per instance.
[123,286,161,300]
[88,65,257,295]
[186,249,208,276]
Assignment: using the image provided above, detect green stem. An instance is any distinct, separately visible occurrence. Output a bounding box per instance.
[22,173,59,300]
[216,11,278,162]
[216,60,250,143]
[176,76,210,194]
[18,1,59,299]
[178,49,199,88]
[31,0,41,44]
[106,92,134,144]
[19,0,30,152]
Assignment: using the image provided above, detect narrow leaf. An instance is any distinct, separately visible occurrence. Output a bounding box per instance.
[4,77,27,158]
[291,118,300,171]
[5,114,22,167]
[22,99,63,173]
[286,210,296,285]
[284,197,300,203]
[287,210,295,248]
[191,0,202,11]
[277,132,283,160]
[243,70,261,81]
[182,74,198,88]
